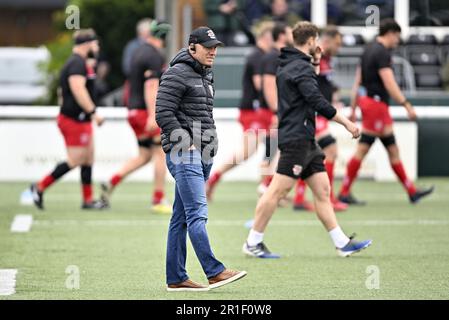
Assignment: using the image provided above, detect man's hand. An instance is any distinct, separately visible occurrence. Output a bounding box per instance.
[312,46,322,63]
[94,114,105,127]
[345,121,361,139]
[145,116,159,133]
[404,102,417,121]
[349,108,357,123]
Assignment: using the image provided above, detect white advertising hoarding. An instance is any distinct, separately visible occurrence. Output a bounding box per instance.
[0,107,418,182]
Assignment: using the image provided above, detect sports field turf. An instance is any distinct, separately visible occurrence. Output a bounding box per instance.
[1,178,448,300]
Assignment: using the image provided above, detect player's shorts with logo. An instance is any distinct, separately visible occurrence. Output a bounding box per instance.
[127,109,161,146]
[57,114,92,147]
[358,96,393,134]
[238,108,274,133]
[277,140,326,180]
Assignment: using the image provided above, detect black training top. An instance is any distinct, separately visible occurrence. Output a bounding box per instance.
[59,54,94,122]
[128,42,165,109]
[240,46,265,110]
[259,48,279,109]
[361,40,392,104]
[276,47,336,147]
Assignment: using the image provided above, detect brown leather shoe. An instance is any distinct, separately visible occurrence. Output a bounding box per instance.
[167,279,210,292]
[208,269,247,289]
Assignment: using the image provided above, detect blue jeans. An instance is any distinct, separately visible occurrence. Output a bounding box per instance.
[165,149,225,285]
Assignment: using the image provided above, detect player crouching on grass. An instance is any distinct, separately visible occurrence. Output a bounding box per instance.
[243,21,372,259]
[156,27,246,291]
[29,29,107,210]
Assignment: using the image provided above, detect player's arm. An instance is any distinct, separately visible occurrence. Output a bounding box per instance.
[68,75,95,114]
[144,78,160,131]
[263,74,277,112]
[349,66,362,121]
[252,74,262,91]
[379,67,416,120]
[69,75,104,126]
[332,109,360,139]
[296,68,359,139]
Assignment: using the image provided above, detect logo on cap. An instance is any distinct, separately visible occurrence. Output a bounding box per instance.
[207,30,216,40]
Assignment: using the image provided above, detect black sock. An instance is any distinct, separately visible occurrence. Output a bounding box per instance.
[80,165,92,185]
[50,162,72,180]
[81,165,93,203]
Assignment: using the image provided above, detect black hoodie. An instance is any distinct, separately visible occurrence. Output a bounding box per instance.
[276,47,336,147]
[156,48,218,159]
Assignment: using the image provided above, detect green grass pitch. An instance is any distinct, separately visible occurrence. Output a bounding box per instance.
[1,178,449,300]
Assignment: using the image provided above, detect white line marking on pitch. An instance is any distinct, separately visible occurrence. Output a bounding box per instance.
[10,214,33,233]
[32,219,449,227]
[0,269,17,296]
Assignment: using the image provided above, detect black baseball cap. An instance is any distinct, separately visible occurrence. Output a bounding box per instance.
[188,27,224,48]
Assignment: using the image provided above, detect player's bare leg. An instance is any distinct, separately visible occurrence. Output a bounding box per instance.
[338,132,373,205]
[113,147,152,183]
[381,126,434,203]
[66,146,89,168]
[258,149,291,207]
[244,172,372,258]
[78,139,107,210]
[321,141,347,211]
[292,179,315,211]
[305,171,338,231]
[259,134,277,191]
[152,145,171,214]
[306,171,372,256]
[252,173,296,233]
[30,146,86,210]
[101,146,153,203]
[242,173,295,258]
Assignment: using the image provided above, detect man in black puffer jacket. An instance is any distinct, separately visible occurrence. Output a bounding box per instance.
[156,27,247,292]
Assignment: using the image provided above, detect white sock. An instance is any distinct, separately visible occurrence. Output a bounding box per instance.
[247,229,264,246]
[329,226,350,249]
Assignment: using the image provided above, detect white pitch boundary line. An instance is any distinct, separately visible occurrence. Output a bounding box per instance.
[32,219,449,227]
[10,214,33,233]
[0,269,17,296]
[44,193,449,201]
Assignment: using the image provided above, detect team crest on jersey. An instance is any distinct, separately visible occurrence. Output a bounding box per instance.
[292,165,303,176]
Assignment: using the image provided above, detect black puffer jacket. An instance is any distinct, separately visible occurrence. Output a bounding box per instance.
[156,48,218,159]
[277,47,337,147]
